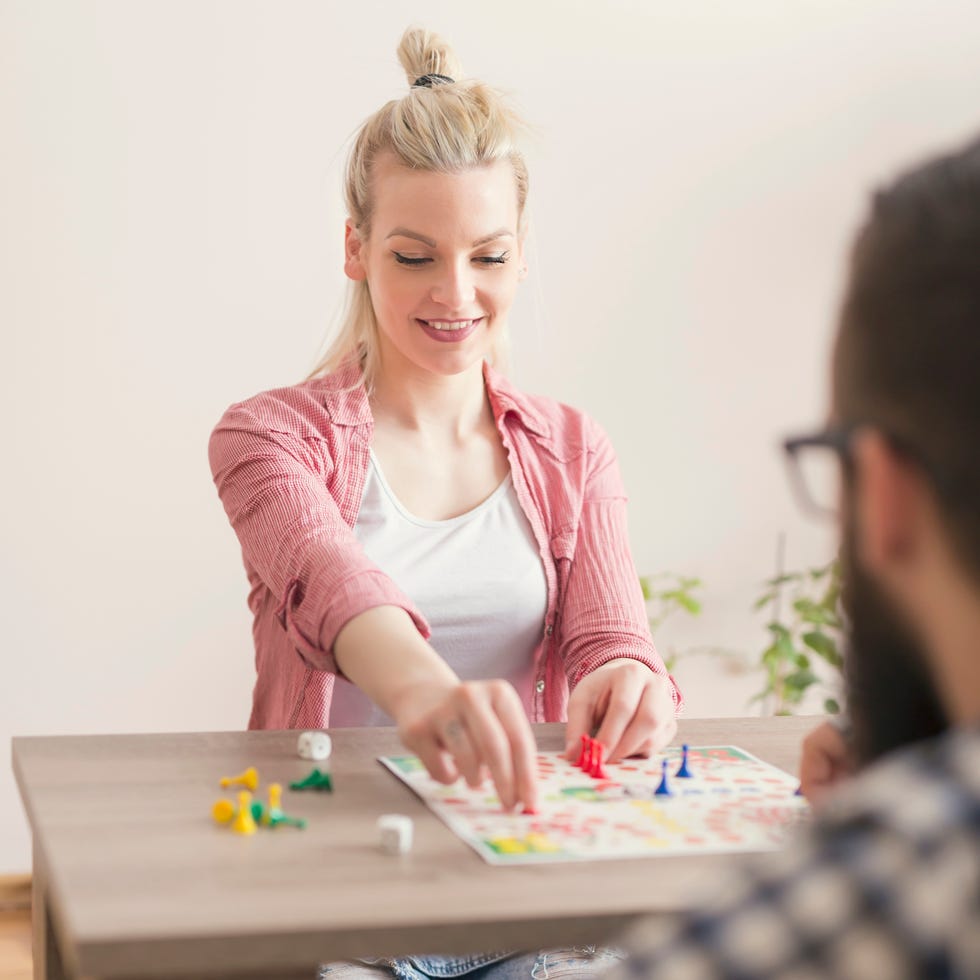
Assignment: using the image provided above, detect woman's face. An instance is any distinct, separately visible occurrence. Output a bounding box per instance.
[345,153,525,381]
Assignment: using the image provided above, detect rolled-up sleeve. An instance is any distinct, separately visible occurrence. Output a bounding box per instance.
[209,401,430,674]
[558,419,682,711]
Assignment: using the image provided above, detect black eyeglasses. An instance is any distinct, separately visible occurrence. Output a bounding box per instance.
[781,426,856,518]
[782,424,951,519]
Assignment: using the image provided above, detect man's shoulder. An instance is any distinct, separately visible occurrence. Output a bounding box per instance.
[820,729,980,841]
[609,731,980,979]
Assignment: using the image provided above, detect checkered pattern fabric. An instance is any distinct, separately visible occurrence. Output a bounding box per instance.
[604,730,980,979]
[209,359,680,730]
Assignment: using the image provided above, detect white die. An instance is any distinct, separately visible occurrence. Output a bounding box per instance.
[377,814,413,855]
[296,731,332,761]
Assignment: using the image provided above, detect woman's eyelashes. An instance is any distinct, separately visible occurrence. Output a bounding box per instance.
[477,252,510,265]
[392,251,510,267]
[392,252,430,266]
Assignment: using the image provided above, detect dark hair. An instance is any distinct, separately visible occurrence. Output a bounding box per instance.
[840,532,947,766]
[833,134,980,582]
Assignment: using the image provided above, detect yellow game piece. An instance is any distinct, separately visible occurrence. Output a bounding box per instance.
[268,783,283,812]
[220,766,259,791]
[263,783,307,829]
[211,799,235,824]
[230,791,257,835]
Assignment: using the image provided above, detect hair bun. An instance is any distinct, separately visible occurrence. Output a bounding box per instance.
[397,27,463,89]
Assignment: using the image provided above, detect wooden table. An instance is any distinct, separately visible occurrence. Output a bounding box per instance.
[13,716,813,979]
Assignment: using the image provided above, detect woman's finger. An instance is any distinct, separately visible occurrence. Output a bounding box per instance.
[489,682,539,811]
[600,674,677,760]
[404,725,460,785]
[439,714,483,789]
[592,680,643,761]
[564,682,600,759]
[452,685,517,805]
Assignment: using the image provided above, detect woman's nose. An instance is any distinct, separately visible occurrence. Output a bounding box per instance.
[430,261,476,309]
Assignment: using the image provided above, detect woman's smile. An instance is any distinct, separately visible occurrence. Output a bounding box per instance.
[416,317,485,342]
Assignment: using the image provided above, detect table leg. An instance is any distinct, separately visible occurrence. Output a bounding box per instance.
[32,843,69,980]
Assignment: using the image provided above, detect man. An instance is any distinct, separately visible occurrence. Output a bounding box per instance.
[606,135,980,978]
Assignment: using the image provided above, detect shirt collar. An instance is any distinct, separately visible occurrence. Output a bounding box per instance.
[316,358,373,427]
[483,360,551,439]
[316,356,550,440]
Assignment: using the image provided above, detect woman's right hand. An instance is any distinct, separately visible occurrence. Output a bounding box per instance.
[393,679,540,812]
[799,720,855,807]
[333,607,539,811]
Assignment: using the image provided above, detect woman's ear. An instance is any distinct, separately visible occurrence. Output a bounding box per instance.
[344,220,367,281]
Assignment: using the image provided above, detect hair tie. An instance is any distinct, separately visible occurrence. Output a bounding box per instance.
[413,73,454,88]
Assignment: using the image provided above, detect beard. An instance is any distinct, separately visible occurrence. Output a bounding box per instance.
[841,529,948,768]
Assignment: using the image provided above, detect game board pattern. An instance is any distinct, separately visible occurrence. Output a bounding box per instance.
[380,746,810,865]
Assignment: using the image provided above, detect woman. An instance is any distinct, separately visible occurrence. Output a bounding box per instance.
[210,27,681,978]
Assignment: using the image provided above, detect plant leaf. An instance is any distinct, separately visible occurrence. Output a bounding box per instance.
[783,667,819,691]
[802,631,832,655]
[761,644,781,671]
[675,594,702,614]
[802,631,843,668]
[767,622,791,640]
[776,634,797,662]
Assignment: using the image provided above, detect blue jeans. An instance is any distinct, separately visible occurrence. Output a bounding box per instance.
[319,947,624,979]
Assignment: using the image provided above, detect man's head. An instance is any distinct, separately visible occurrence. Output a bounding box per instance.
[832,136,980,759]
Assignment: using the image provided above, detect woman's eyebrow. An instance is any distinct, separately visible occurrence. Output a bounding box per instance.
[472,229,513,247]
[385,228,436,246]
[384,228,513,247]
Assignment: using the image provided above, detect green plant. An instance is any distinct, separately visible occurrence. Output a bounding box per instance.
[640,573,704,671]
[751,556,843,715]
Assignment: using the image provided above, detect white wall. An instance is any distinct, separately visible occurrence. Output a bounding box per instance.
[3,0,979,872]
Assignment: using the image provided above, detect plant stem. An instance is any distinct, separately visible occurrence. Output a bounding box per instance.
[773,531,786,714]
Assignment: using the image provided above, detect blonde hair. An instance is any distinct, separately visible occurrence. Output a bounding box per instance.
[309,27,530,387]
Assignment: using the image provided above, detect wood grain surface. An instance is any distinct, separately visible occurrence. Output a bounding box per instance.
[13,716,814,979]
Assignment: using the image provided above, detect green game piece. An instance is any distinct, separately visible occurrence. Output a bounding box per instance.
[250,800,266,822]
[267,811,308,829]
[289,768,334,792]
[260,783,308,828]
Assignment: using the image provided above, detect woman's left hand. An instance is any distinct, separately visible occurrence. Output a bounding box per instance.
[564,659,677,762]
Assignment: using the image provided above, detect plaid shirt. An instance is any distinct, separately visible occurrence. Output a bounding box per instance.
[605,729,980,980]
[210,358,680,731]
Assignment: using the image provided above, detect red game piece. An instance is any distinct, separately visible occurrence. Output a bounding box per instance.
[575,734,589,769]
[590,741,609,779]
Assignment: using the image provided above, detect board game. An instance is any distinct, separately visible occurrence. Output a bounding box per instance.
[379,744,809,865]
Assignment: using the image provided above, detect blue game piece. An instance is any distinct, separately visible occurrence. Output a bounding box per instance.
[675,743,693,778]
[654,758,673,796]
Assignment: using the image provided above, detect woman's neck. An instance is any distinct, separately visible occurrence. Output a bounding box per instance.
[370,360,491,441]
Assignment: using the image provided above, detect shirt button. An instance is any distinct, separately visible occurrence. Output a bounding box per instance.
[544,624,554,637]
[536,680,545,693]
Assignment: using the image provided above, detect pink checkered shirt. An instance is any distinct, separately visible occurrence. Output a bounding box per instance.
[209,359,681,730]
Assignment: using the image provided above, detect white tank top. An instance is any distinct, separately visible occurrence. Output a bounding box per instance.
[329,450,548,727]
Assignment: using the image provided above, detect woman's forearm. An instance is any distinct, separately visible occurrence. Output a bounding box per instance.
[333,605,459,722]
